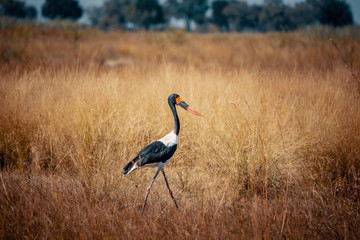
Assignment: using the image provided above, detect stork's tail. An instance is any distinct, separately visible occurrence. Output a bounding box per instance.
[122,159,138,176]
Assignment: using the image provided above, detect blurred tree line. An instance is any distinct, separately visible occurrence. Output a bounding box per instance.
[0,0,355,32]
[87,0,354,31]
[219,0,354,31]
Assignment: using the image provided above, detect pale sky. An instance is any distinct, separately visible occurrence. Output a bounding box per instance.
[25,0,360,24]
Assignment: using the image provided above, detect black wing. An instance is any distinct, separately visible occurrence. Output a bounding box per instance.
[137,141,177,166]
[122,141,178,174]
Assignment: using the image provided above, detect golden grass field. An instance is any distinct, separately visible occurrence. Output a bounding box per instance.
[1,22,360,239]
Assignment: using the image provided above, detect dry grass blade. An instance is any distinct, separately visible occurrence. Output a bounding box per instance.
[0,171,14,212]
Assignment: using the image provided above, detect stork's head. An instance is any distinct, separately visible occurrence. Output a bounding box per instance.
[168,94,203,116]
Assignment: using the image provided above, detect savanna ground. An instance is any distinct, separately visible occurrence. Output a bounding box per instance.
[1,19,360,239]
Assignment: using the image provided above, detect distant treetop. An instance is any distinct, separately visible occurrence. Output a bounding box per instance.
[41,0,83,20]
[307,0,353,27]
[0,0,37,19]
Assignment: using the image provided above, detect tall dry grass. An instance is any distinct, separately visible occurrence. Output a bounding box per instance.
[1,23,360,239]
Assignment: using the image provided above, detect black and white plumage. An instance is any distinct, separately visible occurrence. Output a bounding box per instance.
[122,93,202,215]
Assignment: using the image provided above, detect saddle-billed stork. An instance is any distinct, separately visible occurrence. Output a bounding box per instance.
[122,94,202,214]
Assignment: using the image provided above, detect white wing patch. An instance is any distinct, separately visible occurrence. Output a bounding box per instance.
[158,130,178,147]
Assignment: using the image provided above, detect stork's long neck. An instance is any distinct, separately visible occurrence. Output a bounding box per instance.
[170,102,180,135]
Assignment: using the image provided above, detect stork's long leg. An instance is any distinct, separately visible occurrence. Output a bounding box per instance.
[141,167,161,215]
[161,169,179,208]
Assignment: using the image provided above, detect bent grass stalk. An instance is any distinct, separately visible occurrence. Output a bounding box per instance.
[329,38,360,93]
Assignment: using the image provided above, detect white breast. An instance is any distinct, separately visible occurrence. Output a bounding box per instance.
[158,130,178,147]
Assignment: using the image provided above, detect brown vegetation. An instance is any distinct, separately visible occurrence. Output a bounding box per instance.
[1,23,360,239]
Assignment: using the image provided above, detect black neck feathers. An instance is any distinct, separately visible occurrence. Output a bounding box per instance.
[168,95,180,135]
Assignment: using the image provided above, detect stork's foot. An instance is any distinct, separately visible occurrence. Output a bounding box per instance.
[168,190,179,208]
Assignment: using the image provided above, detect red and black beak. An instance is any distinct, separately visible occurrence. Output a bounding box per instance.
[175,97,203,117]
